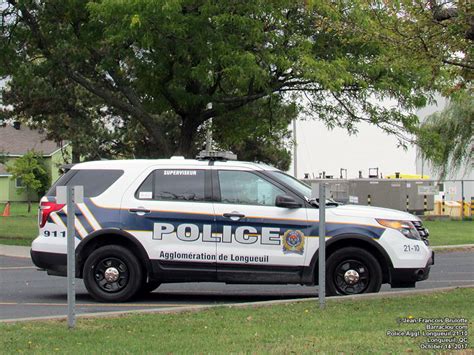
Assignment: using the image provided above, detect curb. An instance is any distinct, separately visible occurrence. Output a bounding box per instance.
[2,285,473,324]
[0,245,30,258]
[432,244,474,252]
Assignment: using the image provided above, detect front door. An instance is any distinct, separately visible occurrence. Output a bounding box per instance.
[212,169,310,283]
[121,166,216,281]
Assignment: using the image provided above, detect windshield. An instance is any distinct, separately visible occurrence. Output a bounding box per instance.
[268,171,312,197]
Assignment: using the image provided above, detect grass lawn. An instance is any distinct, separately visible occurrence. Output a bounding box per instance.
[0,202,38,246]
[0,202,472,247]
[424,220,473,246]
[1,288,472,353]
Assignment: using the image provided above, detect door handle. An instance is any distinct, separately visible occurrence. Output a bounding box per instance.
[129,208,151,215]
[223,212,245,220]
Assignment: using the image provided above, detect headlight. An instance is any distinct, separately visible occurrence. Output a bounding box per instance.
[376,219,421,240]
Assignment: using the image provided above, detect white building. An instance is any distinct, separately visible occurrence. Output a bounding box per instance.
[414,96,473,203]
[289,120,418,180]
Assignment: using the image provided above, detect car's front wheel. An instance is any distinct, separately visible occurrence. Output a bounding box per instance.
[83,245,143,302]
[326,247,382,296]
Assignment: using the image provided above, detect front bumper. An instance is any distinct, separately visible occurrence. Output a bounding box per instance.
[30,249,67,277]
[390,251,434,288]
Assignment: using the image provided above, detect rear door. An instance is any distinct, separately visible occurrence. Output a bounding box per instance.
[121,165,217,281]
[212,168,310,283]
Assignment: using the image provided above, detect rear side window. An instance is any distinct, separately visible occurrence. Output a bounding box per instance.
[47,169,124,198]
[136,169,206,201]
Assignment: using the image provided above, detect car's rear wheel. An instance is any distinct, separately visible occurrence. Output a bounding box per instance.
[326,247,382,296]
[83,245,143,302]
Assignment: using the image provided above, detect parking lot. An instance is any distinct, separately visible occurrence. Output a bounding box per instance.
[1,251,473,322]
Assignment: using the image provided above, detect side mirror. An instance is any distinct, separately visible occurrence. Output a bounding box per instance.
[275,195,302,209]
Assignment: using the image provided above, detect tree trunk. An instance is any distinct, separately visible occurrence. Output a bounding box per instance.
[175,117,200,158]
[72,144,81,163]
[27,188,31,213]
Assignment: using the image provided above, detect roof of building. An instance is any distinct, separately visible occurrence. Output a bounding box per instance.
[0,124,67,156]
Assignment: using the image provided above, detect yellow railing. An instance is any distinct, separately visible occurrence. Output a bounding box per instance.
[427,201,473,218]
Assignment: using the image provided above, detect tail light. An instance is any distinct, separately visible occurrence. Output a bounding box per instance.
[39,201,65,228]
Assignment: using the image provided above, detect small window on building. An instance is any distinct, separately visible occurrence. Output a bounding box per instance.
[15,178,25,188]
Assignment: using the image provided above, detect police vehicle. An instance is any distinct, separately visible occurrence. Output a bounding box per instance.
[31,152,434,302]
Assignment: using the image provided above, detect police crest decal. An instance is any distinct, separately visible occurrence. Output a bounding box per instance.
[282,230,304,254]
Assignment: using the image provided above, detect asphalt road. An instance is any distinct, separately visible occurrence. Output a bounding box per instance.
[1,251,473,321]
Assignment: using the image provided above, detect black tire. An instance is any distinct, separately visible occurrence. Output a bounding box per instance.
[326,247,382,296]
[139,280,161,295]
[83,245,143,302]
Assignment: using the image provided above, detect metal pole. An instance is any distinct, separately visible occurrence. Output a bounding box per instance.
[206,118,212,152]
[318,183,326,309]
[421,156,424,178]
[293,118,297,178]
[461,180,465,220]
[206,103,213,152]
[67,185,76,329]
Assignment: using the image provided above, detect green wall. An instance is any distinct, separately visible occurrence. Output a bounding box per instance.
[7,177,38,202]
[0,177,9,202]
[47,146,71,184]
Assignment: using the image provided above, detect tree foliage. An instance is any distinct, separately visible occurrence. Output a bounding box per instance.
[417,92,473,179]
[2,69,123,162]
[212,96,296,170]
[1,0,472,165]
[6,151,50,211]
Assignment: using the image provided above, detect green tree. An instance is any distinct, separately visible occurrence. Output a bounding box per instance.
[6,151,50,212]
[212,96,296,170]
[0,150,6,164]
[417,92,473,179]
[1,0,472,162]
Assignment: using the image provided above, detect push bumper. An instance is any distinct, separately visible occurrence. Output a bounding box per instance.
[390,251,434,288]
[30,249,67,277]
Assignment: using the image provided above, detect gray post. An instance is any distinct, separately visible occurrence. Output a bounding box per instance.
[461,180,465,220]
[206,119,212,152]
[66,185,76,328]
[206,103,213,152]
[318,183,326,309]
[293,118,297,178]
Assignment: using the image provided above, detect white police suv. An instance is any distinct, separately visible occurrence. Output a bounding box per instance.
[31,153,434,302]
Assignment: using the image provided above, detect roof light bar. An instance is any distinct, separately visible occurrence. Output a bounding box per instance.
[196,150,237,161]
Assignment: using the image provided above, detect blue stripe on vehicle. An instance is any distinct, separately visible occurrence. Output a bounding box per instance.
[83,200,385,240]
[76,213,94,234]
[57,211,83,240]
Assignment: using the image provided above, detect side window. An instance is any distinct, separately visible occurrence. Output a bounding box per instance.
[218,170,285,206]
[136,169,206,202]
[46,169,124,198]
